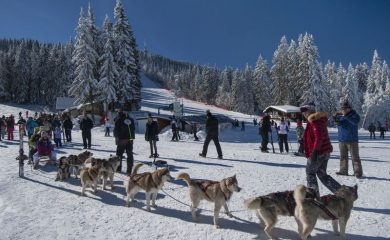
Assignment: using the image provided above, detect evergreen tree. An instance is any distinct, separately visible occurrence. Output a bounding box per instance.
[287,40,300,105]
[13,40,31,103]
[271,36,289,104]
[98,16,118,104]
[113,0,141,109]
[342,63,361,113]
[298,33,329,111]
[69,8,99,105]
[215,67,232,109]
[363,50,383,114]
[252,55,272,111]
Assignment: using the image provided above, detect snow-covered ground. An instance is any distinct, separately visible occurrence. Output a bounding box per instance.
[0,76,389,240]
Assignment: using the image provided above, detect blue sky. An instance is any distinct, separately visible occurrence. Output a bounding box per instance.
[0,0,389,68]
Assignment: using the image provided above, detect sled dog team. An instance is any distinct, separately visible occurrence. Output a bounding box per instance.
[56,150,358,240]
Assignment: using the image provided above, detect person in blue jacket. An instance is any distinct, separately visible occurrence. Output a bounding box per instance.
[333,100,362,178]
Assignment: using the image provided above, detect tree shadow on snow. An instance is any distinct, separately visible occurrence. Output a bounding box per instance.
[159,157,233,168]
[136,205,298,239]
[213,157,306,169]
[359,176,390,182]
[353,206,390,215]
[313,227,389,240]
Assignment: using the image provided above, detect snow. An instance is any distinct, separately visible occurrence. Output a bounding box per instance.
[0,75,389,240]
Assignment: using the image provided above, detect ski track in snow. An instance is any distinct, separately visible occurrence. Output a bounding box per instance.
[0,76,389,240]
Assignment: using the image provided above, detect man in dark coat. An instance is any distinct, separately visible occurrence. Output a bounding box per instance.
[114,111,135,174]
[79,113,94,149]
[145,113,159,158]
[260,113,271,152]
[63,116,74,142]
[199,110,223,159]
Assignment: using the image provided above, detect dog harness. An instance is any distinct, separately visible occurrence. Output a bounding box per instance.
[310,195,338,220]
[196,180,223,201]
[266,191,296,216]
[131,173,158,189]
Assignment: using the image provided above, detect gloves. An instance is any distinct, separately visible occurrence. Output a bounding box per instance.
[311,149,318,161]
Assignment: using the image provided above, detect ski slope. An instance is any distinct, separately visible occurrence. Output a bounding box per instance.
[0,75,389,240]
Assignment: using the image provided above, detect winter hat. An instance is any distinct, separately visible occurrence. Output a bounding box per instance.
[300,102,316,113]
[341,100,351,109]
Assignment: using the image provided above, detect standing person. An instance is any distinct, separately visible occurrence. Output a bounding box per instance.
[0,116,3,141]
[192,123,199,141]
[295,120,304,156]
[53,126,63,148]
[241,121,245,131]
[0,116,6,140]
[277,117,289,153]
[104,118,111,137]
[6,115,15,140]
[26,116,38,139]
[63,116,73,142]
[379,125,386,139]
[333,101,363,178]
[114,110,135,174]
[199,110,223,159]
[300,102,341,197]
[171,117,179,141]
[368,123,376,139]
[17,116,27,136]
[79,113,94,149]
[145,113,159,158]
[259,113,271,153]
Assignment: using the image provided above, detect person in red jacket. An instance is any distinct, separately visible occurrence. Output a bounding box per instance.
[32,131,57,169]
[300,102,341,198]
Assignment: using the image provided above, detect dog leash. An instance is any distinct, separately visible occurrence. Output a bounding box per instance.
[161,187,249,214]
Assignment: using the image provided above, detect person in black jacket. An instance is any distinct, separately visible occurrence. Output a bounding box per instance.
[260,113,271,152]
[63,116,74,142]
[114,110,135,174]
[199,110,223,159]
[79,113,94,149]
[145,113,159,158]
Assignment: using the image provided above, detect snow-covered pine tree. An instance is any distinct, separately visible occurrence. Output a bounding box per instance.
[298,33,330,111]
[98,16,118,105]
[215,67,233,109]
[242,64,255,114]
[380,61,389,92]
[252,55,272,111]
[231,69,244,112]
[13,40,31,103]
[363,50,382,114]
[271,36,289,105]
[87,3,100,83]
[113,0,141,109]
[324,61,339,114]
[342,63,361,114]
[287,40,300,105]
[355,62,369,107]
[69,8,99,105]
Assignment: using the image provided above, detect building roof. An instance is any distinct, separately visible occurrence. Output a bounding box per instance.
[55,97,77,110]
[263,105,301,113]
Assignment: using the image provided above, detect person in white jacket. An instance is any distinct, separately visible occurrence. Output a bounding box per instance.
[104,118,111,137]
[277,118,289,153]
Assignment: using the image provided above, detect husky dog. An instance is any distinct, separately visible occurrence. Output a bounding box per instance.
[177,172,241,228]
[294,184,358,240]
[99,155,121,190]
[125,163,173,211]
[68,151,93,178]
[80,162,102,196]
[55,156,70,181]
[245,190,303,239]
